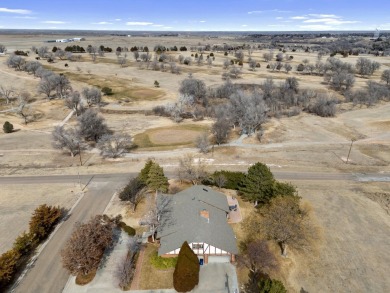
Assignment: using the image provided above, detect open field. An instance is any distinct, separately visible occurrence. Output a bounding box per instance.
[1,32,390,292]
[0,183,82,254]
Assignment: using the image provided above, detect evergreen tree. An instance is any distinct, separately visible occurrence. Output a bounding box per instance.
[272,181,297,197]
[258,278,287,293]
[239,162,275,206]
[29,205,62,241]
[0,249,20,288]
[147,163,169,193]
[3,121,13,133]
[173,241,200,292]
[138,159,154,185]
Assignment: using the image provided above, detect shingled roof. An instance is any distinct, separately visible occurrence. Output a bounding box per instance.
[157,185,238,256]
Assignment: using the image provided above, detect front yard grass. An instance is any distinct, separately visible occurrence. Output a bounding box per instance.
[138,244,174,290]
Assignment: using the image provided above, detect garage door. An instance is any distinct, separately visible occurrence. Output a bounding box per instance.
[208,255,230,263]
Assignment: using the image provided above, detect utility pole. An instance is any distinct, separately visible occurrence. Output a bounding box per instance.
[78,143,82,166]
[346,138,356,164]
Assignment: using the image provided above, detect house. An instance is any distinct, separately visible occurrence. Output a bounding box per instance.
[157,185,238,264]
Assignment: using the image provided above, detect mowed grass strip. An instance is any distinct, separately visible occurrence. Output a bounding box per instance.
[133,124,209,150]
[44,66,164,101]
[139,244,174,289]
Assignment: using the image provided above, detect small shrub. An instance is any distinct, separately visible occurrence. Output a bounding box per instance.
[119,222,136,236]
[308,95,337,117]
[154,80,160,88]
[102,87,113,95]
[203,170,246,190]
[297,64,304,72]
[150,252,177,269]
[3,121,14,133]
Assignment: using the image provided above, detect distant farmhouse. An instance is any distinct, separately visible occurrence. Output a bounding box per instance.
[157,185,238,264]
[46,37,85,43]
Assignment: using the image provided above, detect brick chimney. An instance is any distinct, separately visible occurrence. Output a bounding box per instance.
[200,209,209,223]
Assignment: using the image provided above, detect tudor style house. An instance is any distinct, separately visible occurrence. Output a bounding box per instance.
[157,185,238,264]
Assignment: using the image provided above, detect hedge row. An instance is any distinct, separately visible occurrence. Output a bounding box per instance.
[0,205,62,289]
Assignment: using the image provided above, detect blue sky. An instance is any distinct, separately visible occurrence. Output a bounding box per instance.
[0,0,389,31]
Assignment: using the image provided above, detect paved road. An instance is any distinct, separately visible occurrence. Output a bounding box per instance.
[12,178,130,293]
[1,171,389,185]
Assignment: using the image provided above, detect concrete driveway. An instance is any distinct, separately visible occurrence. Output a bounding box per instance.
[192,263,239,293]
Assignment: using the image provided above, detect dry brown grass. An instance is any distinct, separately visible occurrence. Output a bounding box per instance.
[138,244,174,290]
[133,124,209,150]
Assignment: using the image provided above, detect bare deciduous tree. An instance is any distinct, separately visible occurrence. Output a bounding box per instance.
[97,133,132,158]
[82,87,102,107]
[238,239,279,284]
[77,109,110,142]
[176,154,208,185]
[0,86,14,104]
[61,215,115,276]
[212,118,231,145]
[116,237,140,290]
[139,194,173,242]
[259,196,319,256]
[64,91,84,116]
[195,132,209,153]
[179,75,207,106]
[381,69,390,86]
[24,61,42,76]
[6,55,26,71]
[52,126,81,157]
[16,93,33,124]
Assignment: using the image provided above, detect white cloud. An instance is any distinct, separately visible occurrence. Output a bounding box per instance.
[42,21,67,24]
[308,14,340,18]
[276,17,283,20]
[268,24,287,27]
[0,7,31,14]
[92,21,113,25]
[126,21,153,26]
[14,16,37,19]
[199,20,206,23]
[291,16,307,20]
[299,24,333,30]
[248,9,290,14]
[242,25,248,27]
[115,19,121,21]
[152,24,164,27]
[163,26,173,29]
[303,18,359,25]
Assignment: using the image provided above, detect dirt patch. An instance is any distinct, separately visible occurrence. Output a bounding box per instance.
[149,129,200,145]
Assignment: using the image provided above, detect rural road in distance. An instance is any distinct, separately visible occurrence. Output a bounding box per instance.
[1,171,390,185]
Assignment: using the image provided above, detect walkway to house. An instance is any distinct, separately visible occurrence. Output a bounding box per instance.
[130,245,146,290]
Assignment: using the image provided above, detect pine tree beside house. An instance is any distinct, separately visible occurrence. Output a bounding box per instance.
[173,241,200,292]
[147,162,169,193]
[239,162,275,206]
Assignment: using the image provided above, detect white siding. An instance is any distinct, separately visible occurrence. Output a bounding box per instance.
[165,243,229,255]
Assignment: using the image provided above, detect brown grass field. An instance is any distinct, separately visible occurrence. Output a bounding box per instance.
[1,33,389,292]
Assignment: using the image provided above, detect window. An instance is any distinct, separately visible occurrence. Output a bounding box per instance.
[192,243,204,249]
